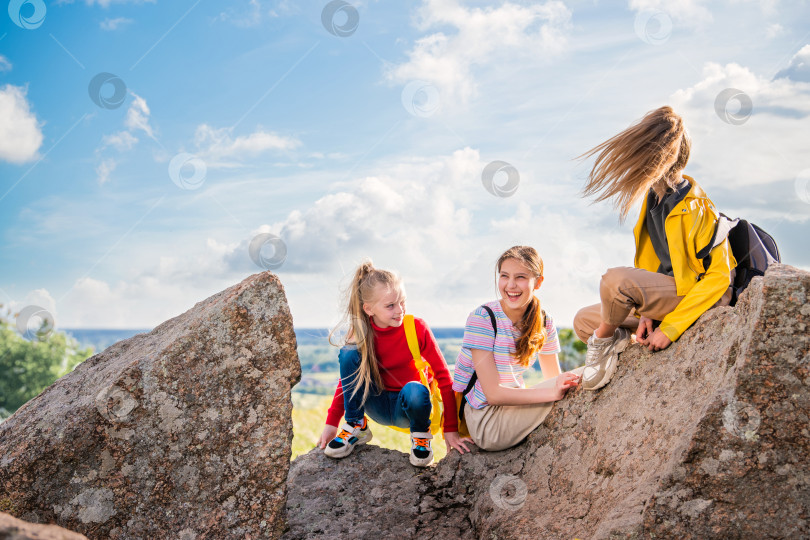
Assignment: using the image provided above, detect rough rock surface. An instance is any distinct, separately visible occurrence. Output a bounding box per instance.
[0,512,88,540]
[285,264,810,539]
[0,272,300,540]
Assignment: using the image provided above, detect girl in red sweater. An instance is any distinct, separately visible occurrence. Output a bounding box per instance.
[318,260,471,466]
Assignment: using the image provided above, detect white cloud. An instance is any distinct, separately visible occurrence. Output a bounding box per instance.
[95,158,118,184]
[198,148,627,328]
[125,92,154,138]
[100,17,134,30]
[387,0,572,107]
[94,93,153,181]
[215,0,263,27]
[50,146,631,328]
[0,85,43,165]
[60,257,238,328]
[629,0,713,27]
[5,289,59,338]
[102,130,138,151]
[7,289,58,320]
[61,277,169,329]
[193,124,301,168]
[0,55,11,72]
[775,45,810,83]
[670,58,810,190]
[765,23,784,39]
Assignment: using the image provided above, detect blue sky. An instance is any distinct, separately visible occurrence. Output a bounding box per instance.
[1,0,809,330]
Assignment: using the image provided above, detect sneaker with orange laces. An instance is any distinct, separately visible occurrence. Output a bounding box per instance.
[409,431,433,467]
[324,417,372,459]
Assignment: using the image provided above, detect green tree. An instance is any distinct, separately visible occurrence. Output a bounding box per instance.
[558,328,586,372]
[0,307,93,420]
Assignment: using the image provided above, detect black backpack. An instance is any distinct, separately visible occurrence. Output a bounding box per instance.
[697,214,780,306]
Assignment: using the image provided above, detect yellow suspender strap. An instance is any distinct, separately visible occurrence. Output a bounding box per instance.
[403,315,429,382]
[404,314,443,434]
[403,314,421,364]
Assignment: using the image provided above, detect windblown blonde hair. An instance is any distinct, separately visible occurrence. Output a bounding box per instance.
[497,246,547,367]
[328,260,403,405]
[580,106,691,221]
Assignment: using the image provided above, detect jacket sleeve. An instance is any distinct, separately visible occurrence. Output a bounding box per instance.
[417,318,459,433]
[659,238,733,341]
[325,381,345,427]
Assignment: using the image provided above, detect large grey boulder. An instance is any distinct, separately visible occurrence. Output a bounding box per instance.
[0,272,300,540]
[285,264,810,539]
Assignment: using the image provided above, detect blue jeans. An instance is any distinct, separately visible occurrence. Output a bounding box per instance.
[339,346,431,432]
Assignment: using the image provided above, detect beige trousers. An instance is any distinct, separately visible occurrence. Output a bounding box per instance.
[573,266,733,342]
[464,368,584,452]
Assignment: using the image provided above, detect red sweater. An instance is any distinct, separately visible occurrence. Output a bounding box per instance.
[325,316,458,432]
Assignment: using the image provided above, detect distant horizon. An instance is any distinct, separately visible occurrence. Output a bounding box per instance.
[61,326,472,353]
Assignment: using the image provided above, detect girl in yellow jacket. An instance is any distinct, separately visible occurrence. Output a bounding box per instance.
[573,106,736,391]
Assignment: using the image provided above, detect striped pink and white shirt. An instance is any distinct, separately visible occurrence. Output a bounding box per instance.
[453,300,561,409]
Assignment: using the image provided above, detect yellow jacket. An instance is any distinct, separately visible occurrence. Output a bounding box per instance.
[633,175,736,341]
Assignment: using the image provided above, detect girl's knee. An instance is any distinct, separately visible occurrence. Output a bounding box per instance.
[401,381,429,400]
[600,267,629,297]
[400,382,430,410]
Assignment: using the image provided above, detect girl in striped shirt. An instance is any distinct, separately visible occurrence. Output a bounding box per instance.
[453,246,580,451]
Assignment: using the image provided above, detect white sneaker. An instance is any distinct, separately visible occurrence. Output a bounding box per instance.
[409,431,433,467]
[323,418,372,459]
[582,328,631,391]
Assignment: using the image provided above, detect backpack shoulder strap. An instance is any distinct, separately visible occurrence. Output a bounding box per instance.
[481,305,497,335]
[463,305,497,396]
[697,212,739,260]
[403,314,421,365]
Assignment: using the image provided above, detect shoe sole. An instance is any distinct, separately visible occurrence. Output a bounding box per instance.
[584,332,631,391]
[409,453,434,467]
[323,430,373,459]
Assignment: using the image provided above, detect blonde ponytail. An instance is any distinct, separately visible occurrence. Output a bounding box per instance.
[328,259,402,405]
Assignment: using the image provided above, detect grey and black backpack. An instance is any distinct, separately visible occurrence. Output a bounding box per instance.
[697,214,781,306]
